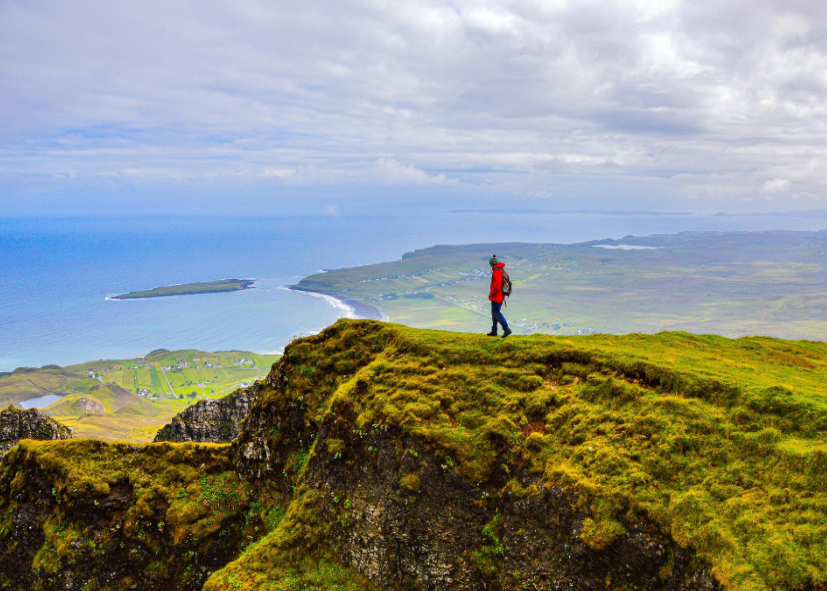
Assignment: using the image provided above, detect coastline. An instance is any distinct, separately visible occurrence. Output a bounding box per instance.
[287,286,387,321]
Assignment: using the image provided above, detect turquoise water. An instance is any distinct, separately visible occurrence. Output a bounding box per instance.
[1,212,823,371]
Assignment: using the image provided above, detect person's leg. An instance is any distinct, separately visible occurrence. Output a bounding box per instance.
[495,302,512,337]
[494,302,508,329]
[489,301,499,335]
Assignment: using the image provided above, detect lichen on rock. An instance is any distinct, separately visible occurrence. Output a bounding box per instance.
[0,406,72,457]
[154,385,257,443]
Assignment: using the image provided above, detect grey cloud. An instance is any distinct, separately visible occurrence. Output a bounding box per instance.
[0,0,826,211]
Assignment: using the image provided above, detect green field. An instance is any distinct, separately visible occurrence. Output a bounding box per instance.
[112,278,254,299]
[296,230,827,340]
[0,349,280,442]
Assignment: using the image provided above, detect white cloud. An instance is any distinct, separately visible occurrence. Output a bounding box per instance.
[372,158,449,185]
[260,168,296,179]
[763,178,791,193]
[464,7,521,36]
[0,0,826,210]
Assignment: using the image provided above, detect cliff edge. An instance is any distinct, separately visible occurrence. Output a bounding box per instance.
[2,320,827,591]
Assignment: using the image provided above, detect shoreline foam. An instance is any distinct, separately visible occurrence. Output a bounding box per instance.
[285,286,387,321]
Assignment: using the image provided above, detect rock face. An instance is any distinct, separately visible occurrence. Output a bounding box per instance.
[153,386,257,443]
[316,426,715,591]
[0,441,251,591]
[226,345,718,591]
[0,406,72,457]
[5,319,827,590]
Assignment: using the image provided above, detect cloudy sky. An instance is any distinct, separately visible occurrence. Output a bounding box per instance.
[1,0,825,214]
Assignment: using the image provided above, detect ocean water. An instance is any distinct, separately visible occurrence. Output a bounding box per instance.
[1,212,824,371]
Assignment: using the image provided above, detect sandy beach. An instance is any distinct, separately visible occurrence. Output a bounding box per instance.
[287,286,387,321]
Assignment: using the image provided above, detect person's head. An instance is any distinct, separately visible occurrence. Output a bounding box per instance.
[489,255,498,267]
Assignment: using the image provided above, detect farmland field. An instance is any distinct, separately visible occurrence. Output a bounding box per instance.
[0,348,280,442]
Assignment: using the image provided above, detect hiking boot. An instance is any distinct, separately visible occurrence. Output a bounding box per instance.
[486,330,498,337]
[501,328,512,338]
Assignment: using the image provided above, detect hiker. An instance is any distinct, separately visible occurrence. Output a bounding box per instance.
[487,255,512,338]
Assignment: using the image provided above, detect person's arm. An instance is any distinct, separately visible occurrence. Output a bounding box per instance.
[489,270,502,298]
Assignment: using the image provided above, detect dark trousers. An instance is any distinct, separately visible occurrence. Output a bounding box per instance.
[491,301,508,332]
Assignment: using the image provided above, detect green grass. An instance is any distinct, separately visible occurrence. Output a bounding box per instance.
[5,319,827,589]
[148,367,164,392]
[226,319,827,591]
[0,349,280,442]
[112,279,254,299]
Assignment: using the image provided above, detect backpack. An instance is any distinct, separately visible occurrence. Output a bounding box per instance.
[501,269,513,298]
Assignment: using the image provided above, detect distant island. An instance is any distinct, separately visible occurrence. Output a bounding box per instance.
[112,279,254,300]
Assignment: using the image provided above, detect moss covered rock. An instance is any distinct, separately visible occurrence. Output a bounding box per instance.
[0,406,72,457]
[154,385,257,444]
[3,319,827,590]
[0,440,256,591]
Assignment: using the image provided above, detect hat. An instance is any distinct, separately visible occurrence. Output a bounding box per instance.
[489,255,499,266]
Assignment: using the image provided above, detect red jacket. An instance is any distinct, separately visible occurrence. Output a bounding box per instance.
[489,262,506,303]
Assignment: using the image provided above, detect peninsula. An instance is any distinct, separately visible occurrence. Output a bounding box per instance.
[293,230,827,340]
[112,278,254,300]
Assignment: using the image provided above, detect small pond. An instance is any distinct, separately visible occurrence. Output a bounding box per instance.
[592,244,660,250]
[19,394,63,409]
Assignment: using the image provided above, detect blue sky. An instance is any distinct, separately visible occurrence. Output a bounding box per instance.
[1,0,826,215]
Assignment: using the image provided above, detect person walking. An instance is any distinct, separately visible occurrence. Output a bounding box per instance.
[487,255,512,338]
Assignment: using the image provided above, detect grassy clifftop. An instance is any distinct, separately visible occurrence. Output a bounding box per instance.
[2,320,827,590]
[221,320,827,591]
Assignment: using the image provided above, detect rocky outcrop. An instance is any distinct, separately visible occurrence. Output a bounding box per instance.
[0,406,72,457]
[224,329,718,591]
[312,424,714,590]
[153,385,257,443]
[0,441,252,591]
[5,319,827,590]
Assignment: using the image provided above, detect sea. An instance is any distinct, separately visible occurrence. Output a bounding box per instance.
[1,211,825,372]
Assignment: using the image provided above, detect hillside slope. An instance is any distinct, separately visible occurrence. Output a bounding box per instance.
[45,383,164,442]
[0,349,279,442]
[2,320,827,591]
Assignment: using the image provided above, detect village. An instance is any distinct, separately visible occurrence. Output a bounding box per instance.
[74,350,277,402]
